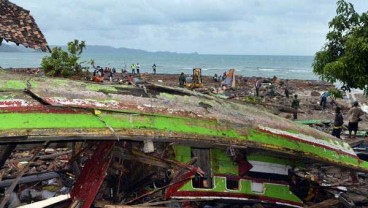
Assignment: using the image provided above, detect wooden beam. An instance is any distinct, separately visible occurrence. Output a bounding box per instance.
[18,194,70,208]
[113,147,170,169]
[69,141,115,208]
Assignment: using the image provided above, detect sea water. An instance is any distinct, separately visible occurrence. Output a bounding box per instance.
[0,52,318,80]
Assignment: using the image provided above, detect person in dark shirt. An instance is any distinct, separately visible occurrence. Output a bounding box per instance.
[179,72,186,87]
[331,106,344,139]
[291,94,300,120]
[152,64,156,74]
[347,101,365,138]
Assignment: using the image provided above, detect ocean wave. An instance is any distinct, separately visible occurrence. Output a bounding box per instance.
[288,69,309,73]
[258,68,276,72]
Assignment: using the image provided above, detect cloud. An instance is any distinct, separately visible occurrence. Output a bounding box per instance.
[10,0,368,55]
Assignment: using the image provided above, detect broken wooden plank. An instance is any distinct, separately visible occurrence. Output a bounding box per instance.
[69,141,115,208]
[18,194,70,208]
[113,147,170,169]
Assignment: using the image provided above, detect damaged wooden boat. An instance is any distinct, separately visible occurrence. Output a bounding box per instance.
[0,71,367,208]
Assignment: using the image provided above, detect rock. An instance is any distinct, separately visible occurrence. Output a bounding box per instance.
[44,148,55,154]
[311,91,321,96]
[312,104,323,110]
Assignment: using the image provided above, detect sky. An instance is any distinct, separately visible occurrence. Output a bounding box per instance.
[11,0,368,56]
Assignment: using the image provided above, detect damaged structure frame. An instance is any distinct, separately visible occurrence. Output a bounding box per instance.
[0,73,367,208]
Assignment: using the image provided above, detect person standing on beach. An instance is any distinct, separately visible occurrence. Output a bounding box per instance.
[152,64,156,74]
[131,63,135,75]
[291,94,300,120]
[255,78,262,97]
[320,91,330,110]
[179,72,186,87]
[347,101,365,138]
[109,70,114,82]
[332,106,344,139]
[136,63,140,74]
[269,83,276,97]
[284,79,289,98]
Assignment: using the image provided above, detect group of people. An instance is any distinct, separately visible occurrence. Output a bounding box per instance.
[332,101,365,139]
[292,90,365,139]
[91,66,117,82]
[91,63,158,83]
[213,71,228,82]
[316,89,366,139]
[253,78,366,139]
[254,78,289,98]
[130,63,157,75]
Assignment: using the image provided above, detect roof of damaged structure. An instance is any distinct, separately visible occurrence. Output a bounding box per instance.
[0,71,367,172]
[0,0,49,52]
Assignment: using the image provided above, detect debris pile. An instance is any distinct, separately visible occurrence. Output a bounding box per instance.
[0,146,72,207]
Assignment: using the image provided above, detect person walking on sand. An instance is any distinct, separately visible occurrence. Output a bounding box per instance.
[332,106,344,139]
[291,94,300,120]
[255,78,262,97]
[131,63,135,75]
[347,101,365,138]
[152,64,156,74]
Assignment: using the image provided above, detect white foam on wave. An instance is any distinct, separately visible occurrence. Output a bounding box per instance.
[288,69,309,73]
[259,68,276,72]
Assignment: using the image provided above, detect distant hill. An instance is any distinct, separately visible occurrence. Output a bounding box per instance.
[0,44,20,52]
[0,43,40,52]
[84,45,149,54]
[53,45,198,55]
[1,43,198,55]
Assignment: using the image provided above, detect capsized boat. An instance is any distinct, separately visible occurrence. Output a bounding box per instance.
[0,71,367,207]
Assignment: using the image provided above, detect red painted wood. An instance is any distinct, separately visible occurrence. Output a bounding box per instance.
[69,141,115,208]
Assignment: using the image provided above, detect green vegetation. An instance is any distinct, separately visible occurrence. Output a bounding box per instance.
[313,0,368,94]
[41,40,86,77]
[328,88,343,99]
[244,95,260,104]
